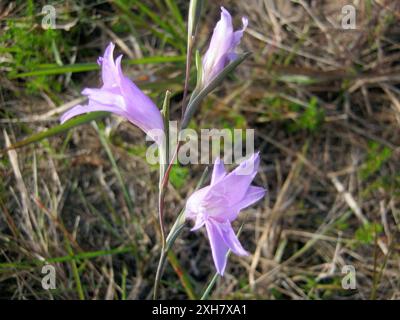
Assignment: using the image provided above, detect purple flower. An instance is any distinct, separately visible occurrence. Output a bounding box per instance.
[185,153,266,275]
[201,7,248,87]
[61,42,164,142]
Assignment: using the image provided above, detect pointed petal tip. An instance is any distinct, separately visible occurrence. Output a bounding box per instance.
[107,41,115,50]
[220,6,232,21]
[236,152,260,175]
[211,157,226,185]
[60,104,84,124]
[103,42,115,59]
[206,221,229,278]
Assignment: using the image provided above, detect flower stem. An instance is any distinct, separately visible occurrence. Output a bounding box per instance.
[153,1,203,298]
[181,38,194,118]
[153,92,172,299]
[153,247,168,300]
[182,0,202,118]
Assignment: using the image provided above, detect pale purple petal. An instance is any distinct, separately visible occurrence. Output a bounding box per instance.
[203,7,233,68]
[82,88,125,108]
[185,187,210,219]
[205,220,229,275]
[119,77,163,131]
[99,43,120,88]
[60,102,124,124]
[190,214,206,231]
[201,7,248,87]
[60,42,164,142]
[202,7,234,85]
[186,152,265,275]
[205,152,261,207]
[218,221,248,256]
[231,17,248,49]
[224,186,266,221]
[236,186,266,210]
[227,17,248,64]
[211,157,226,185]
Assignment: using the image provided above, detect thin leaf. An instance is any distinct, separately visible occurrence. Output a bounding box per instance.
[10,56,185,78]
[167,251,197,299]
[165,0,186,33]
[0,246,136,270]
[1,111,108,153]
[65,240,85,300]
[187,0,203,44]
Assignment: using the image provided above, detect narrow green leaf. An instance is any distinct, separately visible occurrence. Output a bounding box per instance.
[65,240,85,300]
[165,0,186,32]
[160,91,172,182]
[167,251,198,300]
[195,50,202,89]
[130,0,185,46]
[10,56,185,78]
[1,111,108,153]
[187,0,203,44]
[0,246,136,271]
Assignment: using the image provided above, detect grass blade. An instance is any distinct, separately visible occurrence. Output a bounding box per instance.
[93,122,135,214]
[1,111,108,153]
[10,56,185,78]
[167,251,197,300]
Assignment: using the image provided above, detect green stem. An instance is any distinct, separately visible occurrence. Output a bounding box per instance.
[153,248,168,300]
[153,91,172,299]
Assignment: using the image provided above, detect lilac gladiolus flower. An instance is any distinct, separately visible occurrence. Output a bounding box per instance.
[201,7,248,87]
[60,42,163,142]
[185,153,266,275]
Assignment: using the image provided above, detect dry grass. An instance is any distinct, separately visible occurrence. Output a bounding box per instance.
[0,0,399,299]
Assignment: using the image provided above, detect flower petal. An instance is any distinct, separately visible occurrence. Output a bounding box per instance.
[202,7,234,85]
[60,101,125,124]
[60,42,164,143]
[118,73,164,134]
[218,221,248,256]
[185,186,210,217]
[211,157,226,185]
[82,88,125,109]
[227,17,248,64]
[232,17,248,48]
[205,220,229,275]
[99,42,120,88]
[205,152,261,207]
[190,214,206,231]
[236,186,266,211]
